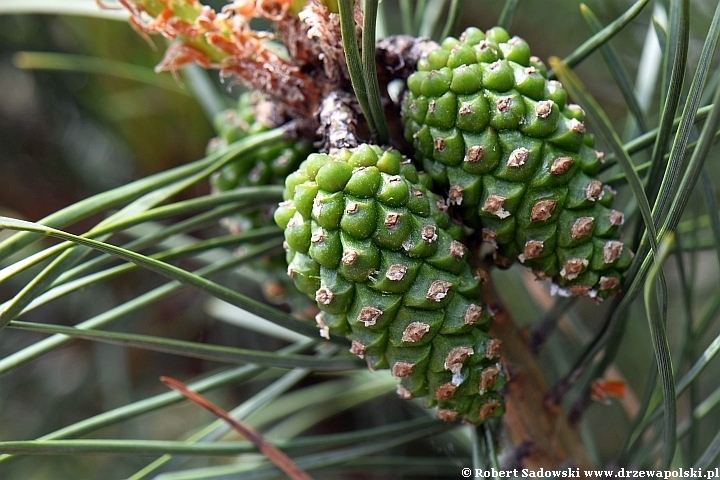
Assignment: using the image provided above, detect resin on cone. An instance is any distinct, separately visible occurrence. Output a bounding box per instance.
[402,26,631,299]
[275,145,506,424]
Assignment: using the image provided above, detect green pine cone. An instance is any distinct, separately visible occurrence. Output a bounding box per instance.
[275,145,506,424]
[209,94,315,231]
[402,26,630,300]
[208,94,316,313]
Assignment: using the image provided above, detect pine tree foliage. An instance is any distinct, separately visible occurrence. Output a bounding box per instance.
[0,0,719,477]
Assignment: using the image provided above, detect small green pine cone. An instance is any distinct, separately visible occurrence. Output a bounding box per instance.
[275,145,506,424]
[209,94,314,231]
[208,94,316,313]
[402,26,630,300]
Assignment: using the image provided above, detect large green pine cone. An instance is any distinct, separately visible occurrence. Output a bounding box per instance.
[275,145,506,424]
[402,26,631,299]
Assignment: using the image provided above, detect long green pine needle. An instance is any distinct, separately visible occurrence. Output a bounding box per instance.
[642,233,676,468]
[362,0,389,143]
[0,216,343,343]
[338,0,377,134]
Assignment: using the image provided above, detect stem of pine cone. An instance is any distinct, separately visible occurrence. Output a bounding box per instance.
[486,291,594,470]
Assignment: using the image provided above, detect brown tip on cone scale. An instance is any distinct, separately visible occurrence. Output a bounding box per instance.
[449,240,467,258]
[595,149,605,163]
[465,145,484,163]
[569,284,591,297]
[428,99,436,114]
[479,366,500,394]
[550,80,563,88]
[384,212,400,228]
[262,282,285,301]
[475,268,490,284]
[459,103,473,116]
[486,339,502,359]
[310,229,325,244]
[525,66,538,75]
[496,96,512,113]
[421,225,438,243]
[608,210,625,226]
[436,408,459,422]
[464,304,483,325]
[598,276,620,291]
[435,382,458,400]
[523,239,544,260]
[444,346,473,371]
[570,118,585,133]
[286,266,295,278]
[402,322,431,343]
[345,202,359,214]
[436,199,448,212]
[357,306,383,327]
[603,240,623,263]
[434,137,445,152]
[550,156,573,175]
[385,263,407,281]
[249,166,263,183]
[392,361,415,378]
[507,147,529,168]
[479,399,501,420]
[571,217,594,240]
[350,340,366,357]
[396,384,413,400]
[481,228,498,246]
[533,269,548,280]
[412,189,424,198]
[427,280,452,302]
[493,252,513,268]
[560,258,589,280]
[530,199,557,222]
[585,180,603,201]
[315,287,334,305]
[341,249,359,266]
[483,195,511,219]
[535,100,553,118]
[315,313,330,340]
[448,185,464,205]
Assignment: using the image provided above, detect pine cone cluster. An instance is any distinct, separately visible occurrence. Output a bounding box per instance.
[169,10,632,423]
